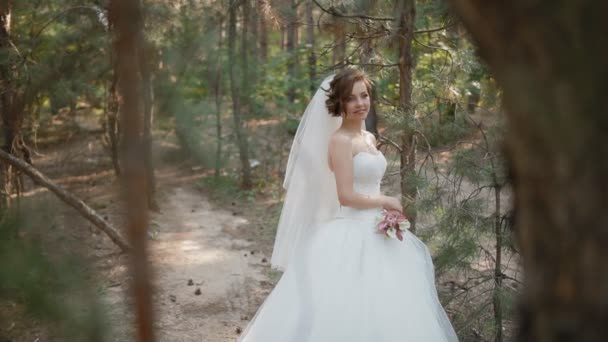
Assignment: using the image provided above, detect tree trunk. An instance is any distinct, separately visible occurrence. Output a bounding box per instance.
[285,0,297,104]
[109,0,156,340]
[250,0,259,84]
[214,19,224,178]
[447,1,608,341]
[106,62,122,177]
[0,3,14,149]
[360,38,378,135]
[258,0,268,62]
[356,1,379,134]
[229,0,252,189]
[281,26,286,51]
[493,184,504,342]
[0,1,28,208]
[305,0,316,94]
[241,0,251,112]
[365,86,379,135]
[139,39,158,211]
[396,0,417,233]
[333,20,346,67]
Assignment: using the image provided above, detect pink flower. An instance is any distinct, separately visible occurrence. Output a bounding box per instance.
[378,220,389,232]
[376,210,407,241]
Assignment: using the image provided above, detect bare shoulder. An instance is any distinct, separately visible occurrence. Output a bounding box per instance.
[363,130,377,145]
[330,131,353,150]
[329,131,354,161]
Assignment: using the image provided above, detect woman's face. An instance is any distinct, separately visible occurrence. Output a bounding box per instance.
[343,80,370,121]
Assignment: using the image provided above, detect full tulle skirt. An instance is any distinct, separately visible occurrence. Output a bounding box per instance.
[238,207,458,342]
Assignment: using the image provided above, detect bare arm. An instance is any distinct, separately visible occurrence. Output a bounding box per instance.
[329,134,387,209]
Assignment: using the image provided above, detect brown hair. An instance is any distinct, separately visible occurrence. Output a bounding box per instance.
[325,68,372,117]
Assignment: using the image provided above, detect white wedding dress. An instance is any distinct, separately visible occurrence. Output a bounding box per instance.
[238,151,458,341]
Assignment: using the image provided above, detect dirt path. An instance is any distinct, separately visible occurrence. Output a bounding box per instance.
[103,186,270,341]
[0,125,277,341]
[106,187,267,342]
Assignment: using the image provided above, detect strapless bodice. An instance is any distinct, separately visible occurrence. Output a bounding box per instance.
[351,151,387,196]
[335,151,387,220]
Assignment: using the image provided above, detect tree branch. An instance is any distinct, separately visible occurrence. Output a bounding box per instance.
[0,150,131,252]
[414,22,457,34]
[311,0,393,21]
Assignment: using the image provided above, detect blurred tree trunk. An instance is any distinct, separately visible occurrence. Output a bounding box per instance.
[109,0,156,340]
[0,1,28,208]
[229,0,252,189]
[241,0,251,112]
[285,0,298,104]
[106,60,122,177]
[305,0,316,94]
[281,26,286,51]
[360,38,378,135]
[447,1,608,341]
[332,19,346,67]
[249,0,259,84]
[258,0,268,62]
[139,38,158,211]
[213,18,224,178]
[396,0,417,233]
[493,184,504,342]
[358,0,378,135]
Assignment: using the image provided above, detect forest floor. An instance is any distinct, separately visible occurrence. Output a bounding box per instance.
[0,113,283,341]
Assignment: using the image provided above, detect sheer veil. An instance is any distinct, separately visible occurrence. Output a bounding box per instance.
[270,75,342,271]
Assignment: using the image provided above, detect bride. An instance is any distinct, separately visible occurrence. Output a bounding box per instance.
[238,68,458,341]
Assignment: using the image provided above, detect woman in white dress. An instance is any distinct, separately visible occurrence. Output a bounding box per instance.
[238,68,458,341]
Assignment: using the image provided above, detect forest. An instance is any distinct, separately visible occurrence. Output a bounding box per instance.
[0,0,606,341]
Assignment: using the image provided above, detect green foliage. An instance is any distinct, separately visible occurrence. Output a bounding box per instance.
[0,212,107,341]
[424,116,474,148]
[9,1,110,120]
[172,97,219,167]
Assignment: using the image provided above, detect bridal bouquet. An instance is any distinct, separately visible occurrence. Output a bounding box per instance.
[376,209,410,241]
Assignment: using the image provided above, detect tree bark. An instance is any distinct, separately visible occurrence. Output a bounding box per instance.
[258,0,268,62]
[285,0,298,104]
[249,0,259,84]
[229,0,252,189]
[241,0,251,112]
[0,1,28,208]
[396,0,417,233]
[332,18,346,67]
[305,0,316,94]
[109,0,156,340]
[447,1,608,341]
[359,21,378,134]
[214,19,224,178]
[360,40,379,135]
[493,184,504,342]
[139,39,158,211]
[106,61,122,177]
[0,149,130,251]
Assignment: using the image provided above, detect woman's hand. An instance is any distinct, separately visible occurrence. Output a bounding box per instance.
[381,196,403,213]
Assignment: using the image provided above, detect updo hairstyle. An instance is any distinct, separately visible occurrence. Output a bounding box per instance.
[325,68,372,117]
